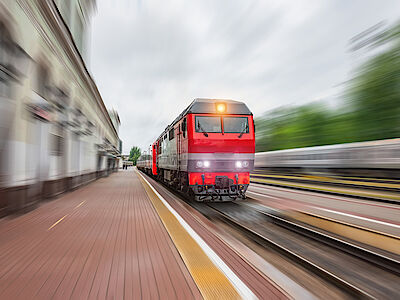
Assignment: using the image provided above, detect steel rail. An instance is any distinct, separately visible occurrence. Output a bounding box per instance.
[206,202,380,299]
[247,203,400,276]
[250,178,400,204]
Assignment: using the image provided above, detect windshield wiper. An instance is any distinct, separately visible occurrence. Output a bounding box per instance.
[197,122,209,137]
[238,124,248,138]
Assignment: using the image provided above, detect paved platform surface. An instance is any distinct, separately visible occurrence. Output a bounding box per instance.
[0,171,202,299]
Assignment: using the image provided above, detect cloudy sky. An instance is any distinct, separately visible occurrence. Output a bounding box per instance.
[90,0,400,153]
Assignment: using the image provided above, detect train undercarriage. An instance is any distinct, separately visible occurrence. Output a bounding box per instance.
[138,167,247,201]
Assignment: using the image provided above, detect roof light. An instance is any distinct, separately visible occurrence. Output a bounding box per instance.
[216,103,226,113]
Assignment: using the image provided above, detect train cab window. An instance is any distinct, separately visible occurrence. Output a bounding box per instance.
[169,128,174,140]
[182,118,187,138]
[195,116,221,133]
[223,117,249,133]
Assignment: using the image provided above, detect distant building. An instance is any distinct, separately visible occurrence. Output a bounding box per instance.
[0,0,120,215]
[121,154,130,161]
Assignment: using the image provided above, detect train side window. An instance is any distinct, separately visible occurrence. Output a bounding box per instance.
[182,118,187,138]
[169,128,174,140]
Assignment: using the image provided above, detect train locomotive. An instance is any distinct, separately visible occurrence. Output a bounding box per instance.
[137,98,255,201]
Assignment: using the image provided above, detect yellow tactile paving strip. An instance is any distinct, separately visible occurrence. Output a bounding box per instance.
[138,172,241,300]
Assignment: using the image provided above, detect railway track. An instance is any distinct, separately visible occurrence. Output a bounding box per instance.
[250,173,400,204]
[244,201,400,274]
[203,201,400,299]
[251,173,400,189]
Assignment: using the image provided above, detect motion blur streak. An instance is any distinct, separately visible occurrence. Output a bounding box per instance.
[256,22,400,153]
[0,0,121,216]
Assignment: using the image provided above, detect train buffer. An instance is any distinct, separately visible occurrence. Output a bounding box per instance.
[0,169,306,299]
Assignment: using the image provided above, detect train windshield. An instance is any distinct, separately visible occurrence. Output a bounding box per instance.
[195,116,222,133]
[223,117,249,133]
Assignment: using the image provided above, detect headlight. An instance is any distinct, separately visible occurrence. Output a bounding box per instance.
[243,161,249,167]
[196,161,210,168]
[235,161,242,168]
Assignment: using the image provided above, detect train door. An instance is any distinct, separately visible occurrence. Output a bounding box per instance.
[152,143,157,175]
[177,124,182,172]
[180,117,187,172]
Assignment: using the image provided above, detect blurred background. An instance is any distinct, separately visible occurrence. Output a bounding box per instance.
[0,0,121,215]
[256,21,400,152]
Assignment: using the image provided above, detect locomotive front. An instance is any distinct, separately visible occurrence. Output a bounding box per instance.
[185,99,255,201]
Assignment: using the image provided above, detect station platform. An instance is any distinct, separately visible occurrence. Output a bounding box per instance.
[0,170,288,299]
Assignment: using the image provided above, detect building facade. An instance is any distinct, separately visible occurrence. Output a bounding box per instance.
[0,0,120,216]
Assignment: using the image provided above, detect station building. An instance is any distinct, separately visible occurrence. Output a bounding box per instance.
[0,0,120,215]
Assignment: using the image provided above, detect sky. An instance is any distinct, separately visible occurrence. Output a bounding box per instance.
[90,0,400,153]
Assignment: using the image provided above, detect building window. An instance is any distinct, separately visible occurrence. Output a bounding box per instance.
[37,64,49,98]
[51,133,64,156]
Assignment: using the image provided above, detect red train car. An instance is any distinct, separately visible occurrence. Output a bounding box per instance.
[137,98,255,201]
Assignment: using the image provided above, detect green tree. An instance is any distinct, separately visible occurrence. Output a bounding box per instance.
[346,22,400,141]
[255,104,333,151]
[255,21,400,152]
[129,146,141,165]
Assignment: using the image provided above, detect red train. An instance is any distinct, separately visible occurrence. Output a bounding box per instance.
[137,98,255,201]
